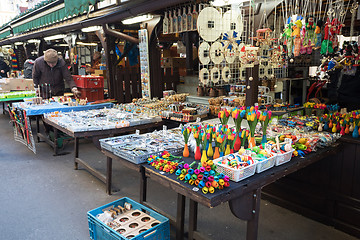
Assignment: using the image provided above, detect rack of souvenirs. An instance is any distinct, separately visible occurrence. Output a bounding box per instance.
[229,85,273,105]
[44,108,162,132]
[100,128,184,164]
[117,95,209,123]
[98,106,340,196]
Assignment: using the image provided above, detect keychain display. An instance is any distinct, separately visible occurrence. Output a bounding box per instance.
[138,29,151,98]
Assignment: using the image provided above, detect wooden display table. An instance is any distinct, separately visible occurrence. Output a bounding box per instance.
[43,117,162,193]
[102,142,341,240]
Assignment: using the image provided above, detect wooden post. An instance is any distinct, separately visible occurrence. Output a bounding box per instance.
[245,65,259,107]
[185,32,193,75]
[147,17,163,98]
[105,34,116,99]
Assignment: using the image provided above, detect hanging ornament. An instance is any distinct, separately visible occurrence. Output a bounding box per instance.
[222,66,231,82]
[197,7,222,42]
[222,9,243,38]
[199,68,210,85]
[198,42,211,65]
[211,67,220,83]
[210,41,224,64]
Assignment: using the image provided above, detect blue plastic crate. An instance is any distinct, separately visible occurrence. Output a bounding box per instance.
[87,197,170,240]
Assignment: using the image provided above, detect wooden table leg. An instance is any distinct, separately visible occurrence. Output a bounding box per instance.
[229,188,261,240]
[106,156,112,195]
[140,166,147,204]
[176,193,185,240]
[36,116,40,143]
[2,102,5,114]
[53,128,58,155]
[74,137,79,170]
[188,199,198,240]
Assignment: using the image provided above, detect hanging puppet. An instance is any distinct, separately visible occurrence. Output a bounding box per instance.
[305,16,316,47]
[282,17,293,57]
[314,19,323,49]
[321,19,333,55]
[292,19,302,57]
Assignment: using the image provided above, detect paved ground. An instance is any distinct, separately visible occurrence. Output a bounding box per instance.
[0,112,357,240]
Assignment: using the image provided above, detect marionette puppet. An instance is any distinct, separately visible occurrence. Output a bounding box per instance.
[282,17,294,57]
[300,26,307,55]
[305,16,316,46]
[292,19,302,57]
[314,19,323,49]
[321,18,334,55]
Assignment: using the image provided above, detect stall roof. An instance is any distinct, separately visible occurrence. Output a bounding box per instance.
[0,0,189,46]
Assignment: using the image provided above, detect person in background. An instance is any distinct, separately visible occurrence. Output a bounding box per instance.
[0,55,10,78]
[32,49,80,98]
[85,51,101,74]
[23,55,36,79]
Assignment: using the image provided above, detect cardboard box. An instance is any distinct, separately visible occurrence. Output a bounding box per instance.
[94,69,106,77]
[0,78,34,92]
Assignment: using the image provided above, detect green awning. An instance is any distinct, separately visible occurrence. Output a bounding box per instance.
[64,0,102,16]
[0,30,11,40]
[13,8,67,34]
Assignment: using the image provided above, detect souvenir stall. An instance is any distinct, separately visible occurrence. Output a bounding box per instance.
[90,0,360,239]
[0,0,359,239]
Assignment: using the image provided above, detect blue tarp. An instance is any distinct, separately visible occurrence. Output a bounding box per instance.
[13,102,114,116]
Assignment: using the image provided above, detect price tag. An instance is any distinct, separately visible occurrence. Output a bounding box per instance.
[245,149,252,155]
[163,125,167,131]
[136,129,140,135]
[159,171,165,175]
[196,117,201,123]
[285,138,292,144]
[192,187,199,192]
[254,103,259,107]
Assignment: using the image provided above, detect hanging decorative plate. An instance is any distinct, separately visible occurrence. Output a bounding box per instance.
[198,42,211,65]
[222,9,243,38]
[8,48,14,55]
[199,68,210,85]
[224,43,238,64]
[238,43,246,63]
[211,67,220,83]
[197,7,222,42]
[210,41,224,64]
[222,66,231,82]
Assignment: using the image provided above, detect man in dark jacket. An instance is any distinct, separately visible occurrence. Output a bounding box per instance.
[0,57,10,78]
[32,49,80,98]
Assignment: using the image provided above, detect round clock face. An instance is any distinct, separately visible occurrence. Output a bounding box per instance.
[197,7,222,42]
[210,41,224,64]
[222,66,231,82]
[222,9,243,38]
[211,67,220,83]
[198,42,211,65]
[199,68,210,85]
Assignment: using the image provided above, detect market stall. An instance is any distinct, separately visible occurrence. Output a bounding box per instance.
[0,0,359,239]
[42,107,163,189]
[10,100,114,153]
